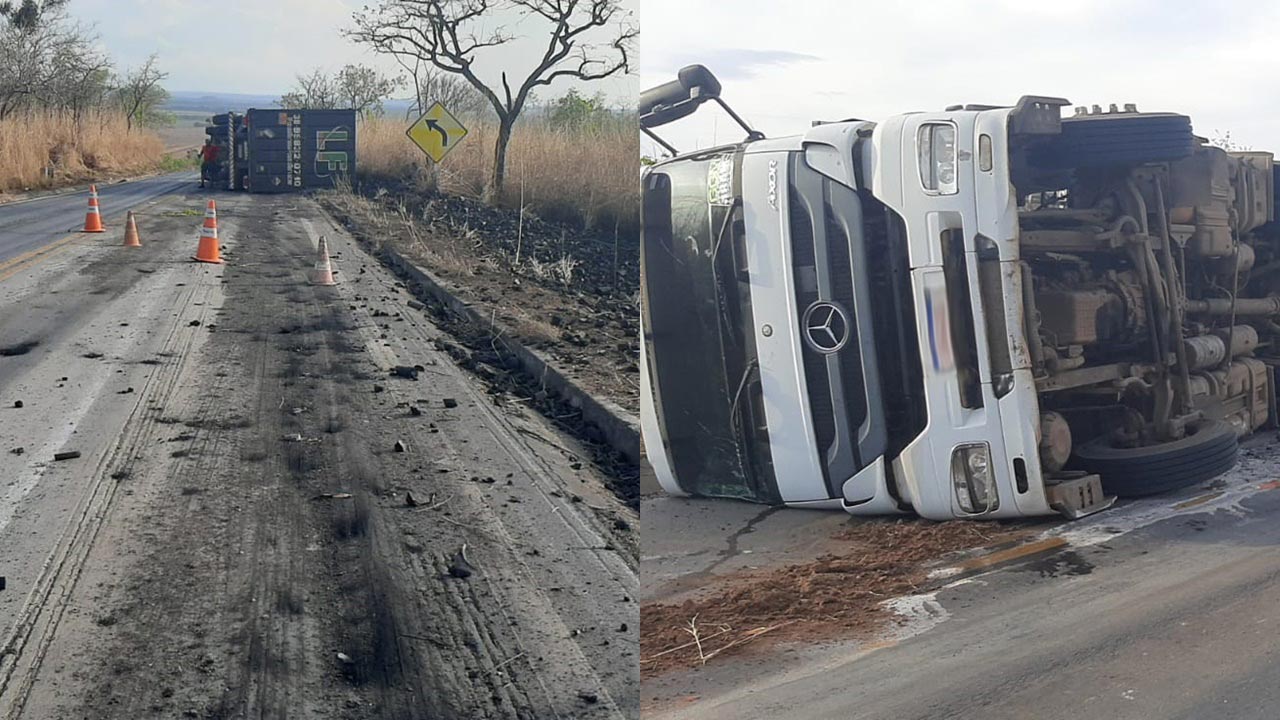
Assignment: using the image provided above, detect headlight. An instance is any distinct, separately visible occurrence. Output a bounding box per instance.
[951,442,998,513]
[917,123,957,195]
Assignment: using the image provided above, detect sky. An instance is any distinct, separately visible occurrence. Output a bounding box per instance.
[69,0,637,103]
[641,0,1280,157]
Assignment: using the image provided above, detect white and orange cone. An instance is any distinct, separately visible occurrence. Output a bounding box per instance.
[82,185,105,233]
[122,210,142,247]
[193,200,223,264]
[311,236,336,286]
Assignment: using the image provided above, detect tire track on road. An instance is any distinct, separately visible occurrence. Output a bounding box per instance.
[0,280,215,719]
[309,207,638,717]
[5,191,638,719]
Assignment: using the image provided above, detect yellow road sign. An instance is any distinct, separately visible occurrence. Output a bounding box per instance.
[407,102,468,163]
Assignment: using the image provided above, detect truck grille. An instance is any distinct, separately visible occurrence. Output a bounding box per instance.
[789,192,838,460]
[825,209,868,430]
[787,158,870,498]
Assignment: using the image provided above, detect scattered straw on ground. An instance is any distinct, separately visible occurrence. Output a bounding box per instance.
[640,517,1033,677]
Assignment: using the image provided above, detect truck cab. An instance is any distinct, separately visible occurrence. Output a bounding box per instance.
[641,67,1274,520]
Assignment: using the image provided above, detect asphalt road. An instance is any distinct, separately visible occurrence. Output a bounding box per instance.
[644,440,1280,720]
[0,184,639,718]
[0,173,196,264]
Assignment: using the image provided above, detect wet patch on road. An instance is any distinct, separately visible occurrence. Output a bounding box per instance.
[1015,549,1095,578]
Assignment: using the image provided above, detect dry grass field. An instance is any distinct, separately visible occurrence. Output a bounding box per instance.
[0,110,168,194]
[357,114,638,234]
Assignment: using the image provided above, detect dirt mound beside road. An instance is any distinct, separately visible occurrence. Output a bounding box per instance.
[640,518,1031,677]
[320,182,639,410]
[319,184,640,506]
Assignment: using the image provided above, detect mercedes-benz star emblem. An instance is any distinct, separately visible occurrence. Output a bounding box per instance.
[802,301,850,354]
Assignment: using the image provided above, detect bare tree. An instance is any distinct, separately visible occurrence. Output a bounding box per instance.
[395,56,487,120]
[0,6,107,119]
[280,65,398,115]
[279,68,339,109]
[336,64,400,116]
[41,48,111,120]
[349,0,637,199]
[114,54,168,131]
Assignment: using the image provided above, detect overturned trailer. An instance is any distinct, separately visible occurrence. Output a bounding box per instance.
[640,66,1278,520]
[204,109,356,192]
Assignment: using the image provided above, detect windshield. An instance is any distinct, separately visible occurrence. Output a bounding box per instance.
[644,145,926,505]
[642,151,780,502]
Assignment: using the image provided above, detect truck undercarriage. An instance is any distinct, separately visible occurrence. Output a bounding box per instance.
[1011,109,1274,500]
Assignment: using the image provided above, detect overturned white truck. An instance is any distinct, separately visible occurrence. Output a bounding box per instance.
[640,66,1276,520]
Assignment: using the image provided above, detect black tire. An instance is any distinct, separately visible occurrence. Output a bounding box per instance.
[1031,112,1196,169]
[1072,420,1238,497]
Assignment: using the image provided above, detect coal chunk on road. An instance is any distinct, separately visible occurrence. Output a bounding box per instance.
[391,365,419,380]
[0,341,38,357]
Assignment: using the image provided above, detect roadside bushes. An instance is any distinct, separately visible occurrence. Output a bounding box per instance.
[0,109,166,194]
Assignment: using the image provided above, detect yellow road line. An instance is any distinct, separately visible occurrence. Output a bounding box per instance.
[0,232,81,283]
[1173,491,1226,510]
[947,537,1069,574]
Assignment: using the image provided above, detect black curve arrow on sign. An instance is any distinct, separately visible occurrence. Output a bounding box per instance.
[424,118,449,145]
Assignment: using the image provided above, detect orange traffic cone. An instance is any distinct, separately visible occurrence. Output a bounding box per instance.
[311,236,336,286]
[82,185,105,233]
[193,200,223,264]
[122,210,141,247]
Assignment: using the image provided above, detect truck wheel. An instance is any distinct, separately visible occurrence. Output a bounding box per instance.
[1071,419,1238,497]
[1031,113,1196,169]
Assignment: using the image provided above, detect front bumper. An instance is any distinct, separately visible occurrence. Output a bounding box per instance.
[840,266,1050,519]
[863,107,1054,520]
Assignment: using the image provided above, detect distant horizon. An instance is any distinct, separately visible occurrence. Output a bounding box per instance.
[168,90,282,99]
[163,89,634,114]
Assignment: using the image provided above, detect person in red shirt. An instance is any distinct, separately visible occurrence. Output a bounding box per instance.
[198,141,221,188]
